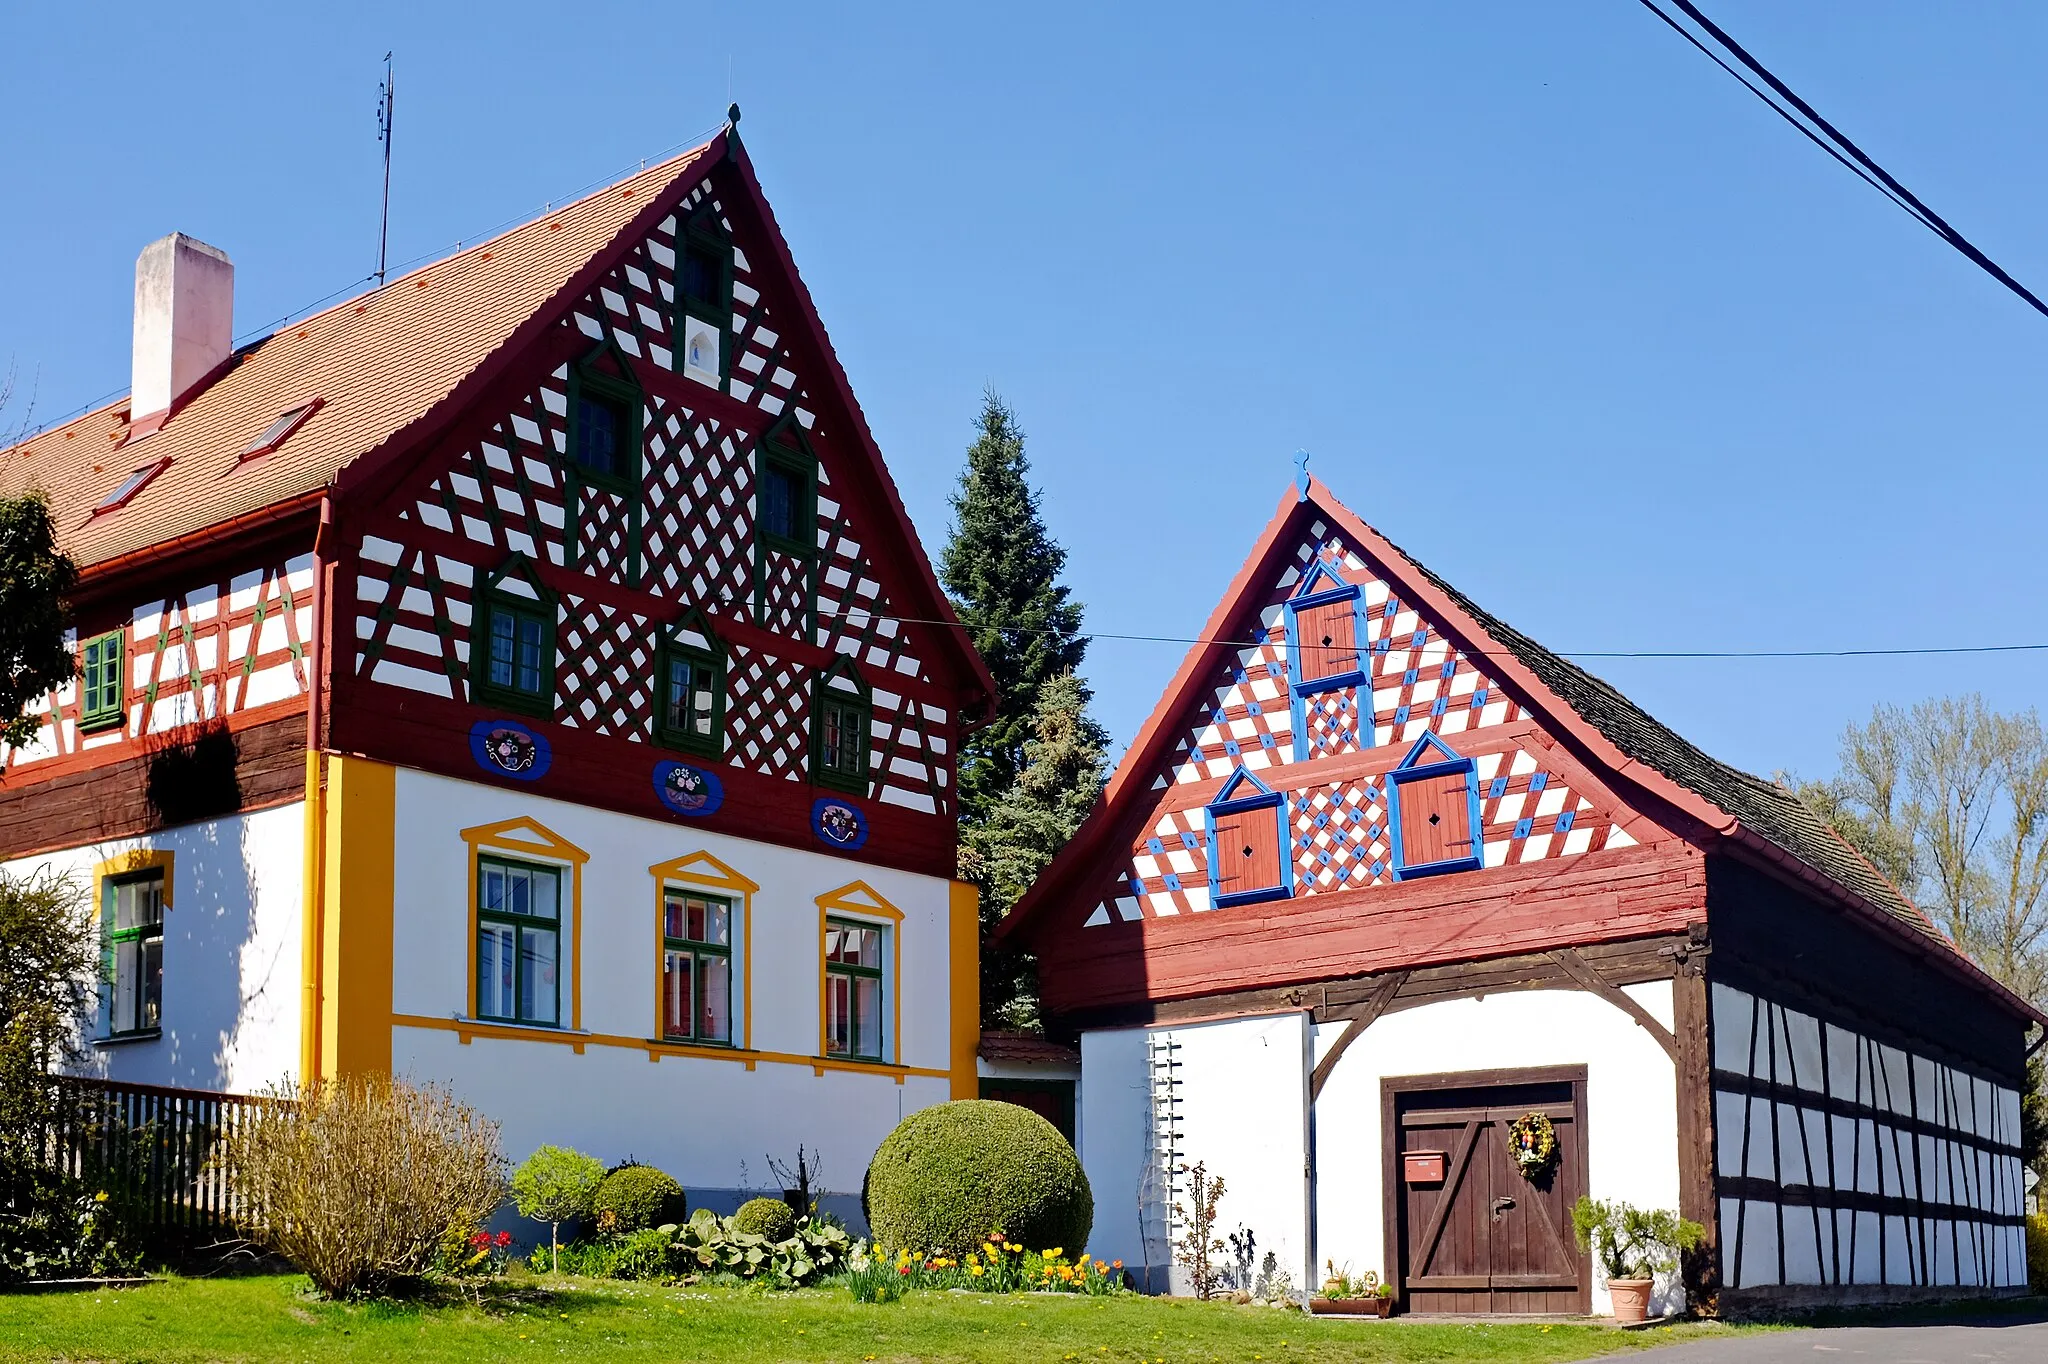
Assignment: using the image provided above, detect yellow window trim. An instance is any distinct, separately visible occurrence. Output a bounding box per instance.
[93,849,176,909]
[460,816,589,1031]
[389,1012,950,1083]
[649,849,758,1051]
[815,880,903,1066]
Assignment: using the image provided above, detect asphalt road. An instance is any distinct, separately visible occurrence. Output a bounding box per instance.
[1619,1319,2048,1364]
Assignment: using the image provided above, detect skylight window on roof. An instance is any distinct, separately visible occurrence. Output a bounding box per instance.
[94,458,171,515]
[239,398,322,460]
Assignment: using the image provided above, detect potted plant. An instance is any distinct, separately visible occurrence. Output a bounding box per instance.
[1570,1197,1704,1324]
[1309,1262,1394,1317]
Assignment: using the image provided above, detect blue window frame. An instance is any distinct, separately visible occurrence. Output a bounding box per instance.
[1204,767,1292,908]
[1284,560,1371,749]
[1385,732,1483,879]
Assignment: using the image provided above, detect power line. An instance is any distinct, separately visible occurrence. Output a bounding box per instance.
[813,605,2048,664]
[1635,0,2048,321]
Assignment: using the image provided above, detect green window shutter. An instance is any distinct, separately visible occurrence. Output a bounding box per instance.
[80,631,125,731]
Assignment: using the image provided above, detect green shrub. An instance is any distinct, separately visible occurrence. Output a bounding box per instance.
[863,1100,1091,1256]
[732,1196,797,1242]
[2028,1211,2048,1293]
[592,1165,685,1234]
[511,1145,606,1272]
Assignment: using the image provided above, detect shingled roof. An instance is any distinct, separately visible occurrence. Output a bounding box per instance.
[1002,482,2043,1024]
[1381,535,1942,943]
[0,141,718,569]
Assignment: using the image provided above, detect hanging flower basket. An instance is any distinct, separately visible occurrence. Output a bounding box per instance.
[1506,1111,1558,1179]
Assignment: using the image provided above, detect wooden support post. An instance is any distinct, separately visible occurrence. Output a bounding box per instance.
[1309,970,1408,1100]
[1670,934,1720,1312]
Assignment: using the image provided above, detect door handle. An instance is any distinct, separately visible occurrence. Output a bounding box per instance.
[1491,1196,1516,1217]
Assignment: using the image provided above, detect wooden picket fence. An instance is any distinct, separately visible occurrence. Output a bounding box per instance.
[42,1076,275,1241]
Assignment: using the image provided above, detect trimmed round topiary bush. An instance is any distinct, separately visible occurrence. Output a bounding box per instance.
[863,1100,1091,1256]
[591,1164,686,1234]
[731,1195,797,1243]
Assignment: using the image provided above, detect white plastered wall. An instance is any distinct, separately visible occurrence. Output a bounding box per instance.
[386,768,958,1212]
[2,801,305,1094]
[1081,1013,1311,1295]
[1311,984,1682,1315]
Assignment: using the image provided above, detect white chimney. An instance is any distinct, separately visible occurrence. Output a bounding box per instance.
[131,233,233,425]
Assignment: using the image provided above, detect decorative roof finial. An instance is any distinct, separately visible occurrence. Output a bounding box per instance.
[1293,448,1312,501]
[727,102,742,128]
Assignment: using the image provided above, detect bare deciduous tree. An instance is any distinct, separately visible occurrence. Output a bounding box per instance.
[1793,695,2048,1006]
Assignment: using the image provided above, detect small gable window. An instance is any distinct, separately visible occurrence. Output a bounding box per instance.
[79,629,126,732]
[565,347,642,492]
[1286,562,1364,689]
[656,611,725,757]
[1206,768,1290,908]
[677,202,733,385]
[1388,733,1481,878]
[811,661,870,793]
[757,416,818,555]
[472,558,556,717]
[239,398,322,460]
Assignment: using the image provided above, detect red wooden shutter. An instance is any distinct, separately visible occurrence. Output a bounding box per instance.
[1213,805,1281,896]
[1296,599,1358,682]
[1398,772,1474,868]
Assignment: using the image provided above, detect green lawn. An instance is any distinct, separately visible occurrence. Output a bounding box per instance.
[0,1273,1748,1364]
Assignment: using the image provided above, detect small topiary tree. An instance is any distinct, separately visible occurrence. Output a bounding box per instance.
[732,1195,797,1243]
[511,1145,606,1272]
[591,1164,686,1235]
[863,1100,1091,1256]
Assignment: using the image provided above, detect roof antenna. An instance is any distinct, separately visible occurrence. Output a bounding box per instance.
[1293,448,1312,501]
[376,52,396,287]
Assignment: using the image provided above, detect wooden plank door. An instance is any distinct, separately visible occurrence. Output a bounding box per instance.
[1386,1068,1589,1315]
[1478,1097,1584,1312]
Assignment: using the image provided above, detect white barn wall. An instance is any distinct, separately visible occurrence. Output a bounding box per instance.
[1079,1015,1311,1294]
[1311,984,1681,1314]
[387,768,959,1210]
[3,802,305,1094]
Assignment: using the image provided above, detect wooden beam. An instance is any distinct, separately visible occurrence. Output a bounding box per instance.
[1310,970,1409,1099]
[1546,947,1677,1060]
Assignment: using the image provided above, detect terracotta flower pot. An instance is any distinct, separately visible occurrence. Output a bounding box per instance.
[1309,1296,1392,1317]
[1607,1277,1653,1324]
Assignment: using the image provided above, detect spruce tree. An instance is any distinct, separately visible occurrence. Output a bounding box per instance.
[961,672,1108,1028]
[941,391,1089,827]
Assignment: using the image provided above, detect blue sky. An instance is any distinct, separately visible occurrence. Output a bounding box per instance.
[5,2,2045,782]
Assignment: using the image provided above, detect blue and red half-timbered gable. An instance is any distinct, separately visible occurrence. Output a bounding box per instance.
[1067,504,1645,937]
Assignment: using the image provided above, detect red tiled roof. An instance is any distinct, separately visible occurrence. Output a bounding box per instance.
[978,1030,1080,1065]
[0,142,719,570]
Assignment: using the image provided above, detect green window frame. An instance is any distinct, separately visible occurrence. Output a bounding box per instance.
[80,629,125,732]
[677,202,734,374]
[564,352,643,495]
[475,856,562,1027]
[661,889,734,1045]
[470,558,557,718]
[654,612,725,757]
[824,917,885,1061]
[103,870,165,1037]
[756,446,816,556]
[810,663,871,794]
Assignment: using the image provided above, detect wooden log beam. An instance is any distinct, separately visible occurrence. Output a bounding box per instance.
[1309,970,1409,1099]
[1546,946,1678,1060]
